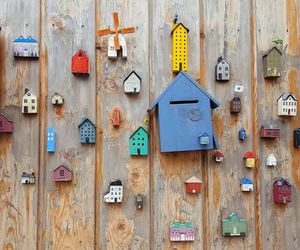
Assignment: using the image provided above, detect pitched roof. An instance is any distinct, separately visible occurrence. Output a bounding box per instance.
[171,23,189,34]
[273,178,291,186]
[0,114,12,123]
[78,118,96,128]
[277,92,297,101]
[240,178,253,185]
[123,71,141,83]
[217,57,229,65]
[53,165,72,173]
[110,180,122,186]
[214,150,224,157]
[244,151,255,158]
[14,35,38,43]
[263,46,282,57]
[22,172,35,178]
[170,220,193,229]
[73,49,87,58]
[260,124,280,130]
[130,126,148,139]
[226,212,243,221]
[148,71,219,112]
[185,176,202,184]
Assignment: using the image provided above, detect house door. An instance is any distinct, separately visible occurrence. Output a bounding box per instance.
[233,227,237,234]
[24,106,28,113]
[179,63,182,71]
[288,109,290,115]
[134,88,136,92]
[115,197,118,203]
[180,234,185,241]
[219,73,222,79]
[86,138,89,143]
[137,148,140,155]
[55,100,59,104]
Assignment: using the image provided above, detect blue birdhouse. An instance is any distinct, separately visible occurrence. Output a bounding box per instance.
[239,128,246,141]
[148,71,220,152]
[78,118,96,144]
[47,128,56,152]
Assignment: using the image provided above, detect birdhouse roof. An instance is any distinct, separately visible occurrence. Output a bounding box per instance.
[51,93,63,98]
[148,71,220,112]
[171,23,189,34]
[78,118,96,128]
[214,150,224,157]
[260,124,280,130]
[53,165,72,173]
[130,127,148,139]
[232,96,241,102]
[123,71,141,83]
[267,154,276,160]
[73,49,87,58]
[226,212,243,221]
[273,178,291,186]
[217,57,229,66]
[14,35,38,43]
[243,151,255,158]
[22,172,35,178]
[277,92,297,101]
[263,46,282,57]
[240,178,253,185]
[0,114,12,123]
[170,220,193,229]
[199,131,209,137]
[185,176,202,184]
[110,180,122,186]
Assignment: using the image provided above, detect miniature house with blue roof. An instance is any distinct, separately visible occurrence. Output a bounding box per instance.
[240,178,254,192]
[129,127,148,156]
[78,118,96,144]
[148,71,220,152]
[13,35,39,58]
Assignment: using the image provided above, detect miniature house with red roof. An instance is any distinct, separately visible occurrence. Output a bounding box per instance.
[273,178,291,204]
[214,150,224,162]
[0,115,13,133]
[185,176,202,194]
[260,125,280,138]
[53,165,72,182]
[72,50,89,75]
[243,151,255,168]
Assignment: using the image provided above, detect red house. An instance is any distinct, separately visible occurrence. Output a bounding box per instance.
[260,125,280,138]
[185,176,202,194]
[0,115,13,133]
[214,150,224,162]
[273,178,291,204]
[72,50,89,75]
[112,107,120,127]
[53,165,72,182]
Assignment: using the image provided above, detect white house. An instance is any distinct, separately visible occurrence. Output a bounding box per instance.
[240,178,253,192]
[277,93,297,116]
[51,93,64,105]
[123,71,141,93]
[22,89,38,114]
[21,172,35,184]
[104,180,123,203]
[108,34,127,59]
[266,153,277,167]
[215,57,230,81]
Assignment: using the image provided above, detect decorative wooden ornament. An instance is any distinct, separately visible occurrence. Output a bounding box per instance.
[215,57,230,81]
[240,178,253,192]
[243,151,255,168]
[260,125,280,138]
[170,220,195,241]
[263,47,282,78]
[104,180,123,203]
[136,195,143,209]
[53,165,72,182]
[72,50,89,75]
[78,118,96,144]
[112,107,121,127]
[239,128,246,141]
[22,89,38,114]
[230,96,241,113]
[214,150,224,162]
[185,176,202,194]
[222,213,247,237]
[277,93,297,116]
[129,127,148,156]
[294,128,300,148]
[273,178,291,204]
[21,172,35,184]
[123,71,141,93]
[0,115,13,133]
[47,128,56,152]
[51,93,64,105]
[13,36,39,58]
[266,154,277,167]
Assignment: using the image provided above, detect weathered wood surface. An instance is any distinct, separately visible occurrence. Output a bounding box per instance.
[0,0,299,249]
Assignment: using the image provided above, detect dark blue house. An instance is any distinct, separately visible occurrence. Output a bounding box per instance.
[148,71,220,152]
[78,118,96,144]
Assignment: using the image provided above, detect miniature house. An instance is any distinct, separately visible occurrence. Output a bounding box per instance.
[273,178,291,204]
[215,57,230,81]
[136,195,143,209]
[266,154,277,167]
[294,128,300,148]
[53,165,72,182]
[0,115,13,133]
[222,213,247,237]
[22,89,38,114]
[277,93,297,116]
[214,150,224,162]
[260,125,280,138]
[51,93,64,105]
[129,127,148,156]
[243,151,255,168]
[185,176,202,194]
[21,172,35,184]
[239,128,246,141]
[47,128,56,152]
[230,96,241,113]
[240,178,254,192]
[78,118,96,144]
[170,220,195,241]
[148,71,220,153]
[112,107,120,127]
[13,35,39,58]
[171,22,189,73]
[104,180,123,203]
[263,47,282,78]
[108,34,127,58]
[72,50,89,75]
[123,71,141,93]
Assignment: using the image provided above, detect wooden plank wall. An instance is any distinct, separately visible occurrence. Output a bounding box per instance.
[0,0,299,249]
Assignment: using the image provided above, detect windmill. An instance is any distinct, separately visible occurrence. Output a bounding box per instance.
[97,12,135,58]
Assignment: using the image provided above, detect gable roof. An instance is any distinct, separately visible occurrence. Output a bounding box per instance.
[214,150,224,157]
[0,114,12,123]
[53,165,71,173]
[240,178,253,185]
[244,151,255,158]
[123,71,141,83]
[73,49,87,58]
[78,118,96,128]
[260,124,280,130]
[273,178,291,186]
[23,88,36,98]
[199,131,209,137]
[171,23,189,34]
[267,153,276,160]
[130,126,148,139]
[185,176,202,184]
[263,46,282,57]
[277,93,297,101]
[148,71,219,112]
[217,57,229,66]
[22,172,35,178]
[14,35,38,43]
[170,220,193,229]
[110,180,122,186]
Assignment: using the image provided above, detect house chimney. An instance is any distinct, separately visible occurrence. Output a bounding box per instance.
[24,88,29,94]
[218,56,223,63]
[173,14,178,24]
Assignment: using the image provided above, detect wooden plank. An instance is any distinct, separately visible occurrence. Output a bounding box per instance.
[96,0,150,249]
[38,0,96,249]
[0,1,40,249]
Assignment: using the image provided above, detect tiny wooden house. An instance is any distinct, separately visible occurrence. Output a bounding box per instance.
[13,35,39,58]
[215,57,230,81]
[129,127,148,156]
[230,96,241,113]
[239,128,246,141]
[185,176,202,194]
[222,213,247,237]
[263,47,282,78]
[53,165,72,182]
[199,132,209,145]
[273,178,291,204]
[171,22,189,72]
[294,128,300,148]
[136,195,143,209]
[78,118,96,144]
[266,154,277,167]
[123,71,141,93]
[260,125,280,138]
[112,107,120,127]
[72,50,89,75]
[51,93,64,105]
[21,172,35,184]
[214,150,224,162]
[22,89,38,114]
[277,93,297,116]
[240,178,253,192]
[243,151,255,168]
[104,180,123,203]
[0,115,13,133]
[148,71,220,153]
[170,220,195,242]
[47,128,56,152]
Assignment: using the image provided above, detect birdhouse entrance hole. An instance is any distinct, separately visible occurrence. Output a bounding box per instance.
[170,100,199,105]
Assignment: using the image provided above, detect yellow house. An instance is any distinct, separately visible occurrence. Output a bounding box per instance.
[243,151,255,168]
[171,23,189,73]
[22,89,38,114]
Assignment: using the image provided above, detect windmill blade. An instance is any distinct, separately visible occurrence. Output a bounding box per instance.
[113,12,119,30]
[120,27,135,34]
[97,28,113,36]
[114,34,120,50]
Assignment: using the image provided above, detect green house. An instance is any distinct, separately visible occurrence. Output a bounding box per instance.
[129,127,148,156]
[222,213,247,237]
[263,47,282,78]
